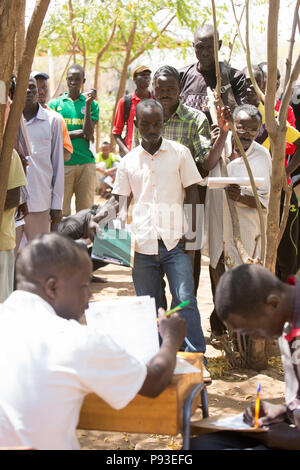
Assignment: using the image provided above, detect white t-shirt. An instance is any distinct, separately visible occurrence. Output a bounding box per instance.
[0,291,147,450]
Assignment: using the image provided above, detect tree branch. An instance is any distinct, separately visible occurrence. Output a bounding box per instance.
[283,0,299,91]
[265,0,280,135]
[245,0,265,104]
[128,14,176,65]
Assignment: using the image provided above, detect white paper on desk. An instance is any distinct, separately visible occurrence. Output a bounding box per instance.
[210,413,252,430]
[207,177,265,189]
[85,296,159,363]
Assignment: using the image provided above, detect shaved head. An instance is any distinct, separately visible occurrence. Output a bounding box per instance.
[16,233,92,320]
[16,233,90,287]
[135,98,163,121]
[215,264,283,322]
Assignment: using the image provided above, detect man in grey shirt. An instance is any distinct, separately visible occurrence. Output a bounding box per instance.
[19,75,64,241]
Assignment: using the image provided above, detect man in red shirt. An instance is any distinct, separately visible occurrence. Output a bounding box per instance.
[112,65,153,156]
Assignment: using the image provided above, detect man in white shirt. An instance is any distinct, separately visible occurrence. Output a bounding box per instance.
[202,104,272,340]
[20,75,64,240]
[113,99,206,354]
[0,232,186,450]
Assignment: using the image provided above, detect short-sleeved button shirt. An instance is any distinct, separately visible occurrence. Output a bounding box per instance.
[113,138,202,255]
[49,92,99,166]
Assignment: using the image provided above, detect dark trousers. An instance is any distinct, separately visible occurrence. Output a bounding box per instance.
[276,189,299,281]
[209,253,227,335]
[190,431,268,450]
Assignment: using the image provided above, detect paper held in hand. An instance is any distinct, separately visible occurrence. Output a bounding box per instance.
[91,219,135,268]
[85,296,199,374]
[207,177,265,189]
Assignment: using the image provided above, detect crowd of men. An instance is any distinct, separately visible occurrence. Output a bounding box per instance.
[1,23,300,450]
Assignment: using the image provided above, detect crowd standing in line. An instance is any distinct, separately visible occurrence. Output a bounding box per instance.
[0,21,300,450]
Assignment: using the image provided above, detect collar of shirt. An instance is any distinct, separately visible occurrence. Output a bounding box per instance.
[61,92,86,103]
[131,89,153,103]
[137,138,168,159]
[24,103,48,124]
[4,290,58,318]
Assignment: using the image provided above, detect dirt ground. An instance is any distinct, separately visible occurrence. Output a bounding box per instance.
[76,253,285,450]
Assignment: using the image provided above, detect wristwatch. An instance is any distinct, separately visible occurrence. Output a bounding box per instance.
[220,83,232,93]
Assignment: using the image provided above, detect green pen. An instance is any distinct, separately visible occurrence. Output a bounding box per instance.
[157,300,190,324]
[165,300,190,317]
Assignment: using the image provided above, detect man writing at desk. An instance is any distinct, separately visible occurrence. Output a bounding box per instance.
[0,233,186,450]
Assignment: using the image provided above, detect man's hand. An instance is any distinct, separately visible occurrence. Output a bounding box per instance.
[50,209,63,225]
[226,184,241,202]
[217,105,231,132]
[158,308,187,350]
[93,196,119,225]
[15,202,29,221]
[243,400,287,428]
[85,88,97,106]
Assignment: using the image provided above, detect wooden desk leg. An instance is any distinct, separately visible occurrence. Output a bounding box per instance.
[182,383,208,450]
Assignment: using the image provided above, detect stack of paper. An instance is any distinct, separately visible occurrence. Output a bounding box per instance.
[207,177,265,189]
[85,297,199,374]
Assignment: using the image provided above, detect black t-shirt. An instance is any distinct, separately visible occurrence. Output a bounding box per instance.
[291,85,300,132]
[179,62,247,123]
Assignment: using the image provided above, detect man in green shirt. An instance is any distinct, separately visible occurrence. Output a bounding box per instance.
[49,64,99,216]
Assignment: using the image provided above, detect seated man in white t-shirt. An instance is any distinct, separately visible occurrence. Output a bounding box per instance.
[0,233,186,450]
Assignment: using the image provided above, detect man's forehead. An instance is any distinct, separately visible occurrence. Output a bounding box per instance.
[28,77,37,86]
[154,75,178,86]
[67,68,84,78]
[194,32,214,44]
[235,111,259,124]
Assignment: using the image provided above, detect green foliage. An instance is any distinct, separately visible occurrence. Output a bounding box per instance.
[98,93,116,139]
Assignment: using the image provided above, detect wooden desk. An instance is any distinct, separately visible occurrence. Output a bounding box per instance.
[78,352,206,437]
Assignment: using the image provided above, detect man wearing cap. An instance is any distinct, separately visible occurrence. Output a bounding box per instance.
[112,65,153,156]
[31,71,73,163]
[49,64,99,216]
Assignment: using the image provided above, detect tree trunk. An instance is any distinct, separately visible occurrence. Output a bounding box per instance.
[0,0,50,227]
[110,21,137,143]
[14,0,26,71]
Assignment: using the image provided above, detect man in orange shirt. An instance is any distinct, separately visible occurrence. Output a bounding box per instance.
[112,65,153,156]
[32,71,73,163]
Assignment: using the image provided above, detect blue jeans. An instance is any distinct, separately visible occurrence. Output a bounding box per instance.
[132,240,206,353]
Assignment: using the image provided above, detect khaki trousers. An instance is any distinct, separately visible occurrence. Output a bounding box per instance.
[63,163,96,216]
[0,249,14,302]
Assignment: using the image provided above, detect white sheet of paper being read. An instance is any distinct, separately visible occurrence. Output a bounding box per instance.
[85,297,200,374]
[207,177,265,189]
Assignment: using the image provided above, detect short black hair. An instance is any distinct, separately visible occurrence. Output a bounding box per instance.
[215,264,283,322]
[15,232,90,287]
[233,104,262,124]
[258,62,280,80]
[67,63,85,78]
[153,65,180,84]
[242,64,264,88]
[135,98,163,120]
